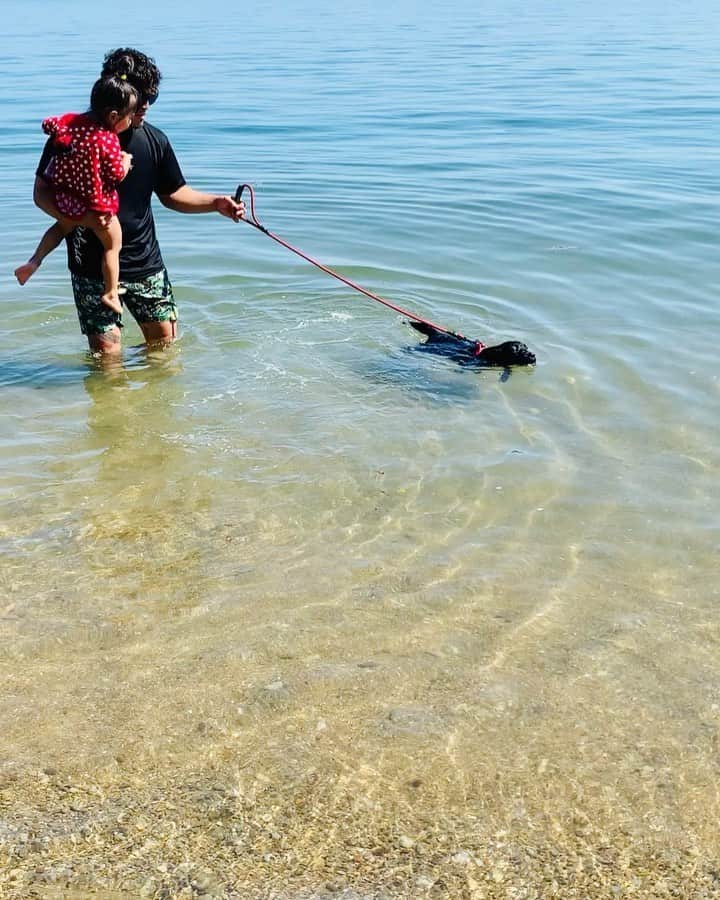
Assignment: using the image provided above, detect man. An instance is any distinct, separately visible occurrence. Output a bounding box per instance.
[34,47,244,355]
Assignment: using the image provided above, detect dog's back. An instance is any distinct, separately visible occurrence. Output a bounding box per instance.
[408,321,535,368]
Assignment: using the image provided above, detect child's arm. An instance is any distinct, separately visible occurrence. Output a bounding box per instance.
[120,152,133,177]
[100,135,128,186]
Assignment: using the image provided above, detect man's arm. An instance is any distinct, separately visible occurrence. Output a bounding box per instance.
[34,176,111,229]
[159,185,244,221]
[34,175,62,219]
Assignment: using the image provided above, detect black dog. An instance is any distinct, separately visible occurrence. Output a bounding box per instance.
[408,321,536,368]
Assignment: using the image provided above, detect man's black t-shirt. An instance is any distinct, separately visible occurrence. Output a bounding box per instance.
[36,122,186,280]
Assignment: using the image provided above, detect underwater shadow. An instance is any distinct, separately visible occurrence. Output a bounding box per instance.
[0,342,182,390]
[360,345,509,406]
[0,356,91,389]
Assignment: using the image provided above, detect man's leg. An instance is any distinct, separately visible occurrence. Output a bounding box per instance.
[87,326,123,356]
[123,270,178,348]
[139,318,177,346]
[71,273,124,356]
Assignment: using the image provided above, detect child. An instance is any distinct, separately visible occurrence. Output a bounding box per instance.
[15,76,137,313]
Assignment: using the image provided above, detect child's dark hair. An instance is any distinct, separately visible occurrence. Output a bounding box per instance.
[101,48,161,96]
[89,76,138,120]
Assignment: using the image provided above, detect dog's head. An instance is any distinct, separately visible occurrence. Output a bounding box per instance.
[477,341,536,367]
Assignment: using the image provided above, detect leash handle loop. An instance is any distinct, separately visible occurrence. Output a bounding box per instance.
[235,183,267,232]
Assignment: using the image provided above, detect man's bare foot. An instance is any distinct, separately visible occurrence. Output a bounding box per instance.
[101,292,123,314]
[15,261,39,285]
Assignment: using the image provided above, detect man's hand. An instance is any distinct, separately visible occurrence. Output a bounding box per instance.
[213,195,245,222]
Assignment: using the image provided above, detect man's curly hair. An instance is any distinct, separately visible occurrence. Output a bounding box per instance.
[101,48,161,96]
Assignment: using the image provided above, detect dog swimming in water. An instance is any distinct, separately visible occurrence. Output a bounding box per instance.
[408,321,536,368]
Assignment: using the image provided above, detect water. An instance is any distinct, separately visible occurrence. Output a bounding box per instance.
[2,1,720,895]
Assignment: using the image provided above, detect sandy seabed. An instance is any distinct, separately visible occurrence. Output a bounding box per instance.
[2,635,720,900]
[2,749,719,899]
[3,506,720,899]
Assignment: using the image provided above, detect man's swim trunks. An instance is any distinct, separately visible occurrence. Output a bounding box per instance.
[71,268,177,335]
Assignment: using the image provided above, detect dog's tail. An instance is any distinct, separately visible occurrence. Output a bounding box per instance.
[407,320,465,344]
[407,320,439,339]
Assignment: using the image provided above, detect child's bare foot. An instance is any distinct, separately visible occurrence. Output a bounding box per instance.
[15,261,39,285]
[101,291,123,314]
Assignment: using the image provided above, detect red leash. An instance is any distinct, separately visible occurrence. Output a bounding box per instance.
[234,184,482,347]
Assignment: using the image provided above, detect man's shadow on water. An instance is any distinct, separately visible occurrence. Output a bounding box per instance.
[77,347,221,604]
[80,346,184,475]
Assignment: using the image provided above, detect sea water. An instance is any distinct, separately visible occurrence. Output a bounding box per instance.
[1,0,719,895]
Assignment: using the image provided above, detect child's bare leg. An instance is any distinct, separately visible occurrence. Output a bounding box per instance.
[92,215,123,314]
[15,222,70,285]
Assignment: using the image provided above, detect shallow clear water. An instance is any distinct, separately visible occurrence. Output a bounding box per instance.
[2,1,720,895]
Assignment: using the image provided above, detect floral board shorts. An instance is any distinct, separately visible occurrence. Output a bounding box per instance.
[70,269,177,336]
